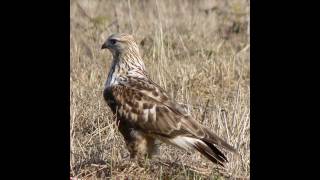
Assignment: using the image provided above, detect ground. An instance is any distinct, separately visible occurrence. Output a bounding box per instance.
[70,0,250,179]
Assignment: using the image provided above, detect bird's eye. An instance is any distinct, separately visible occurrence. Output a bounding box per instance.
[110,39,117,45]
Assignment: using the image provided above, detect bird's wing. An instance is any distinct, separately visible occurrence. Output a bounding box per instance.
[104,78,237,155]
[122,77,191,117]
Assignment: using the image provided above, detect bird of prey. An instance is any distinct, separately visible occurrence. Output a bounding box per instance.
[101,33,238,167]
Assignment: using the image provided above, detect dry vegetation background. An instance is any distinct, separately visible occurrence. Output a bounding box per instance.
[70,0,250,179]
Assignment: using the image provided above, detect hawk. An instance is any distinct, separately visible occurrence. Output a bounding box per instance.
[101,33,237,167]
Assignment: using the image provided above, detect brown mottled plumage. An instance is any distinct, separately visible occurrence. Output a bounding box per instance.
[101,33,238,166]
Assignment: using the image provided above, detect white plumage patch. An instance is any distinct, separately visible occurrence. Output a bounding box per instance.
[169,136,203,151]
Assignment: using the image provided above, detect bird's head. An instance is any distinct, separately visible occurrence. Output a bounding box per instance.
[101,33,146,73]
[101,33,139,56]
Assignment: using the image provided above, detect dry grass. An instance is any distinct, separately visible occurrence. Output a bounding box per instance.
[70,0,250,179]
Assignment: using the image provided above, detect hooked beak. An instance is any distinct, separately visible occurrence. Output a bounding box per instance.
[101,43,108,49]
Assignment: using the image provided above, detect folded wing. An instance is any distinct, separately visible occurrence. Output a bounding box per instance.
[104,78,237,166]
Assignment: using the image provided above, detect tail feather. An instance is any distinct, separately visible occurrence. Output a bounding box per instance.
[193,141,227,167]
[203,140,228,162]
[203,128,238,154]
[169,136,230,166]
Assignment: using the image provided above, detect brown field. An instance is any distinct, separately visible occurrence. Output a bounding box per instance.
[70,0,250,179]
